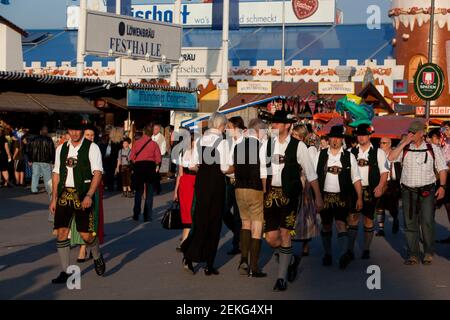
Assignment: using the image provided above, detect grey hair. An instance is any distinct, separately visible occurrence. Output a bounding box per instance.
[208,112,228,129]
[248,118,267,131]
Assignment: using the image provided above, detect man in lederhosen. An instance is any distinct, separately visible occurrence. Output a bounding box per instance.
[234,118,268,277]
[347,124,389,260]
[263,110,323,291]
[375,137,402,236]
[49,115,106,284]
[315,125,363,269]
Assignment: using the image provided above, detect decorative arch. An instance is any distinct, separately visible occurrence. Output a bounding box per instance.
[408,54,427,82]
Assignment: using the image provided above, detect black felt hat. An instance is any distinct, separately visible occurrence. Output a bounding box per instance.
[353,123,373,136]
[328,125,346,138]
[65,114,85,130]
[260,109,296,124]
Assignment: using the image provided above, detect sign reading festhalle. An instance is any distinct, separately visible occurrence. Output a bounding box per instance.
[413,63,445,101]
[127,89,198,111]
[85,10,182,62]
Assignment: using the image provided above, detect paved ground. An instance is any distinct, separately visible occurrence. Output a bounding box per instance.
[1,181,450,300]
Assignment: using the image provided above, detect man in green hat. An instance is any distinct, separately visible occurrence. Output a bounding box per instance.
[49,115,106,284]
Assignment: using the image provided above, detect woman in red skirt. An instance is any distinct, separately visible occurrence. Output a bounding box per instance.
[173,131,196,251]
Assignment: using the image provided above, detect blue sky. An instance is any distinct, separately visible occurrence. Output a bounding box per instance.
[0,0,392,29]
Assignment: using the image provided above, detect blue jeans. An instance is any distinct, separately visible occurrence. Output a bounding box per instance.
[134,182,154,221]
[31,162,52,195]
[401,185,436,257]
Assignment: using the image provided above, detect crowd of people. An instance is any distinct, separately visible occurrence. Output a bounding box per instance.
[3,111,450,292]
[169,111,450,292]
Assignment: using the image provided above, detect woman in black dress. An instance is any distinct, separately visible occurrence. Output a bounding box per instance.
[181,113,233,275]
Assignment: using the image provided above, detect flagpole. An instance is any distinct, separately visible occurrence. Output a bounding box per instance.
[76,0,87,78]
[425,0,435,121]
[170,0,182,87]
[219,0,230,108]
[170,0,182,126]
[281,0,285,82]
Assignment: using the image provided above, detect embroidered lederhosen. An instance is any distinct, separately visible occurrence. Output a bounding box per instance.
[351,146,380,220]
[54,187,96,234]
[317,149,354,224]
[264,186,297,232]
[264,138,301,233]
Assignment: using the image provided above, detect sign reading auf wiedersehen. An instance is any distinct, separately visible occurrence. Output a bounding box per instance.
[413,63,445,101]
[85,10,182,62]
[120,48,222,79]
[127,89,198,111]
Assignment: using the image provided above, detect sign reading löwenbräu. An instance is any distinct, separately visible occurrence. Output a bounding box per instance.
[127,89,198,111]
[85,10,182,62]
[413,63,445,101]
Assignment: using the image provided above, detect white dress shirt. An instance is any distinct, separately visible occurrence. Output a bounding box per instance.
[400,142,447,188]
[227,135,244,179]
[314,147,361,193]
[384,151,401,181]
[178,149,194,169]
[308,146,318,163]
[152,132,167,156]
[192,129,232,173]
[264,135,318,187]
[354,144,388,187]
[53,139,103,188]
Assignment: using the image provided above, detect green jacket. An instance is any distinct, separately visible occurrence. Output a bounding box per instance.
[57,139,93,198]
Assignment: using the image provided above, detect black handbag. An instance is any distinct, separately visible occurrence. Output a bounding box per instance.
[161,201,183,230]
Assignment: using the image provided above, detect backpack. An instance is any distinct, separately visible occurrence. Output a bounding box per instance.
[402,143,435,164]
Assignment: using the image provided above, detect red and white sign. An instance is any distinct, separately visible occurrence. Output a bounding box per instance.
[422,72,435,85]
[292,0,319,20]
[416,106,450,116]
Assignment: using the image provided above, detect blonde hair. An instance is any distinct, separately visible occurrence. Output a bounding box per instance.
[292,124,308,140]
[109,127,124,143]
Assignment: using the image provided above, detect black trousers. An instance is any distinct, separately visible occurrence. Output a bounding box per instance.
[223,179,242,250]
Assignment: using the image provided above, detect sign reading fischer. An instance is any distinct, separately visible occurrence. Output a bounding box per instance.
[85,10,182,62]
[127,89,198,111]
[413,63,445,101]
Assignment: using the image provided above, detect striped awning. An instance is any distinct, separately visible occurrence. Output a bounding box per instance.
[0,71,196,92]
[0,91,100,113]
